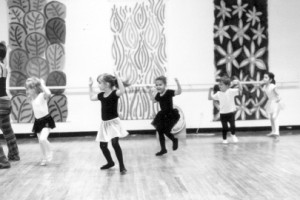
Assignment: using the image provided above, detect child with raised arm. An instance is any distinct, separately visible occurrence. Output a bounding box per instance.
[254,72,282,139]
[0,41,20,169]
[208,76,242,144]
[89,72,128,175]
[148,76,182,156]
[25,77,55,166]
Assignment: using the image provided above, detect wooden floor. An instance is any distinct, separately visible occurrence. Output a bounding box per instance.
[1,131,300,200]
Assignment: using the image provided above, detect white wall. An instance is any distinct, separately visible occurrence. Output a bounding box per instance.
[0,0,299,134]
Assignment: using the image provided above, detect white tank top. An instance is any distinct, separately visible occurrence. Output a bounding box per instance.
[31,93,49,119]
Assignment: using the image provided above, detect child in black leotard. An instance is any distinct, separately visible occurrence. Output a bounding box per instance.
[148,76,182,156]
[89,72,128,175]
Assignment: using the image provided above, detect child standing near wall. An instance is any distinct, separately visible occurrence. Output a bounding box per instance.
[208,77,242,144]
[25,77,55,166]
[0,41,20,169]
[89,72,128,175]
[148,76,182,156]
[254,72,282,139]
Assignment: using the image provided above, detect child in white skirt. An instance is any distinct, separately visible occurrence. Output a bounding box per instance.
[89,72,128,175]
[254,72,283,139]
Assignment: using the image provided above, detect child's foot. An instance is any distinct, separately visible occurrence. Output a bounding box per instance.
[100,162,115,170]
[266,132,275,137]
[47,152,53,162]
[40,159,47,166]
[231,135,238,143]
[155,149,167,156]
[222,140,228,144]
[273,134,280,141]
[173,138,178,151]
[120,168,127,175]
[0,161,11,169]
[8,155,20,162]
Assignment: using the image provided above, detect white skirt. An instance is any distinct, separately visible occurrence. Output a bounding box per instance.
[265,100,285,114]
[96,117,129,142]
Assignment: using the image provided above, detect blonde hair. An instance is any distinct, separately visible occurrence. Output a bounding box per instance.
[25,77,43,95]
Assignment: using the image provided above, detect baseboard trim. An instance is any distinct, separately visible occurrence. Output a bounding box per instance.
[1,125,299,139]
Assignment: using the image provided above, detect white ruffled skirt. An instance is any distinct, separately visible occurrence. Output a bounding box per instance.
[265,100,285,114]
[96,117,129,142]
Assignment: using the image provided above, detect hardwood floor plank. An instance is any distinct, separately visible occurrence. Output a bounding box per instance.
[1,132,300,200]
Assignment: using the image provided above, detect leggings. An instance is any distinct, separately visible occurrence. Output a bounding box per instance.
[157,130,175,151]
[220,112,236,140]
[0,99,19,159]
[100,137,125,169]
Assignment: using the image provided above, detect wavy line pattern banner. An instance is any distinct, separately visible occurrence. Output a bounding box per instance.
[213,0,269,121]
[111,0,167,120]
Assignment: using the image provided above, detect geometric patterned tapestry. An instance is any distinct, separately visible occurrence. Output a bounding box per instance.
[213,0,268,121]
[111,0,166,120]
[7,0,68,123]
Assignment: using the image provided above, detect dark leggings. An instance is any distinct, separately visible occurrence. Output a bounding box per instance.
[220,112,236,140]
[0,101,19,160]
[100,137,125,169]
[157,130,175,151]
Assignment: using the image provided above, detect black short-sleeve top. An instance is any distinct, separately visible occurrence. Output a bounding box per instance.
[97,90,119,121]
[155,89,175,111]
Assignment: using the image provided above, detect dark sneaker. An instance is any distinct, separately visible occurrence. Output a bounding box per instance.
[100,162,115,170]
[155,149,167,156]
[8,155,20,162]
[120,168,127,175]
[0,162,11,169]
[173,138,178,150]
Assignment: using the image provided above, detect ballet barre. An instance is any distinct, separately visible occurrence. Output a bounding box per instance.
[7,81,299,90]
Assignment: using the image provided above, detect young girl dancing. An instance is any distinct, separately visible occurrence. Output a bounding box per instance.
[254,72,282,139]
[89,73,128,175]
[148,76,182,156]
[25,77,55,166]
[208,77,242,144]
[0,41,20,169]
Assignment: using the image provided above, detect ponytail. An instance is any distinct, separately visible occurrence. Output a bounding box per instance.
[265,72,276,84]
[97,74,130,89]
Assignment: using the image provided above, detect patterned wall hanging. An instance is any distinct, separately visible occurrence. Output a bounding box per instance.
[111,0,166,120]
[213,0,268,120]
[8,0,68,123]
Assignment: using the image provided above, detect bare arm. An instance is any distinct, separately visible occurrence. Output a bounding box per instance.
[254,92,267,107]
[147,86,157,103]
[174,78,182,95]
[208,88,214,100]
[115,73,125,96]
[0,62,7,78]
[273,87,281,102]
[89,77,98,101]
[231,80,242,95]
[40,79,51,99]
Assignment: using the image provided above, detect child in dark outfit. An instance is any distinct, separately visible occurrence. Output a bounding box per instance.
[148,76,182,156]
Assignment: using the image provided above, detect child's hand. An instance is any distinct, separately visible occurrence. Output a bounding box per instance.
[231,80,239,85]
[40,78,46,86]
[146,86,154,92]
[174,78,179,83]
[113,69,119,77]
[89,77,93,87]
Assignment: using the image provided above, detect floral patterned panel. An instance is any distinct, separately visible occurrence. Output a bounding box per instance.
[213,0,268,120]
[8,0,68,123]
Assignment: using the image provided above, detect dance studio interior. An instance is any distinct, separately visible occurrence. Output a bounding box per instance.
[0,0,300,199]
